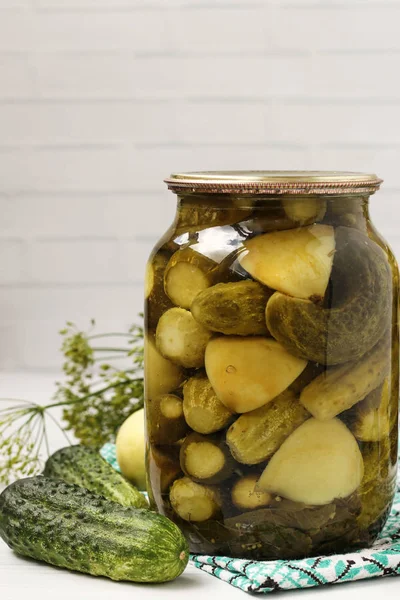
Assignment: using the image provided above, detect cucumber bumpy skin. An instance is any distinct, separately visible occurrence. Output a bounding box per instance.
[226,390,310,465]
[43,445,148,509]
[0,477,189,583]
[266,227,392,365]
[183,373,234,435]
[191,280,272,336]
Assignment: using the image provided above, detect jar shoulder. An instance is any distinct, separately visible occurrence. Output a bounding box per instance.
[368,222,399,275]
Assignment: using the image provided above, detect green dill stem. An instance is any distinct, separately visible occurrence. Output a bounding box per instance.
[30,413,44,453]
[87,333,137,340]
[43,379,138,411]
[0,406,31,417]
[98,365,139,374]
[42,416,51,457]
[11,408,41,437]
[2,408,35,433]
[0,398,36,405]
[91,347,131,353]
[94,355,131,363]
[45,410,72,445]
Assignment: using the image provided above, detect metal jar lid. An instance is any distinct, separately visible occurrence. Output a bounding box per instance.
[164,171,383,196]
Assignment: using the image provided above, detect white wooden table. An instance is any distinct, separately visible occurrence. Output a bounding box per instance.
[1,372,399,599]
[2,543,400,600]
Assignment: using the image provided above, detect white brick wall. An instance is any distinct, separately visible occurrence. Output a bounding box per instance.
[1,0,400,370]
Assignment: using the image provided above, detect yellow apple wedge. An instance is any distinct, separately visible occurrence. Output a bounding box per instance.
[257,418,364,505]
[239,224,335,300]
[205,337,307,413]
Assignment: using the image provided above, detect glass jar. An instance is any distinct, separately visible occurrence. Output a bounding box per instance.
[144,171,399,560]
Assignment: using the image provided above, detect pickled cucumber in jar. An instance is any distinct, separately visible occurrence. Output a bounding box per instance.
[164,248,217,309]
[183,373,234,434]
[180,432,236,485]
[145,250,174,330]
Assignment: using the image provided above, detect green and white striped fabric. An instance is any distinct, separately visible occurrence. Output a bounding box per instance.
[101,442,400,594]
[191,493,400,593]
[100,442,121,472]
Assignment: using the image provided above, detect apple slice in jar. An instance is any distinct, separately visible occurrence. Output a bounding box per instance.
[239,224,335,301]
[205,337,307,413]
[257,418,364,506]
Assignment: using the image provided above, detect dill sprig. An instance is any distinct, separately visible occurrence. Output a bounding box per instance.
[0,318,144,486]
[56,319,144,447]
[0,400,47,486]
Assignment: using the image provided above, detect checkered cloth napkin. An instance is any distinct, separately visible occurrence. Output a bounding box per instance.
[101,442,400,594]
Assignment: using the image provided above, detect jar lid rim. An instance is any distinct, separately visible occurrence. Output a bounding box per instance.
[164,171,383,195]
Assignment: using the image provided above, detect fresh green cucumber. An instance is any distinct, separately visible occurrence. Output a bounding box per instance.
[43,445,148,509]
[0,477,189,583]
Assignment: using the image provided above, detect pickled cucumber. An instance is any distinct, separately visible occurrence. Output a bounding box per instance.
[239,206,297,235]
[205,336,307,413]
[257,418,364,505]
[147,394,189,445]
[183,373,234,434]
[145,336,185,400]
[156,307,213,368]
[226,390,309,464]
[179,433,236,484]
[288,362,326,395]
[175,198,251,235]
[325,195,367,231]
[148,445,182,494]
[357,440,396,530]
[266,228,392,365]
[164,248,216,309]
[191,281,272,336]
[169,477,221,522]
[240,225,335,301]
[146,251,174,329]
[349,380,391,442]
[282,197,326,225]
[231,475,272,511]
[300,337,390,421]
